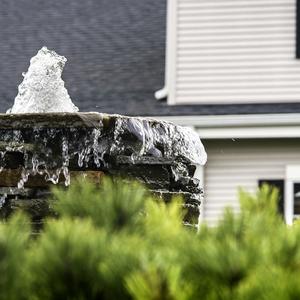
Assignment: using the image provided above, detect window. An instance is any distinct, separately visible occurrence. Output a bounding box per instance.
[259,169,300,225]
[258,179,284,214]
[285,166,300,225]
[293,183,300,217]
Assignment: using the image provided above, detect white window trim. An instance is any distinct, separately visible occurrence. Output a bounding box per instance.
[165,0,177,105]
[285,165,300,225]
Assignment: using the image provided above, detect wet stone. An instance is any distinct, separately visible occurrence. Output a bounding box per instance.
[108,164,171,190]
[151,190,201,207]
[0,112,206,225]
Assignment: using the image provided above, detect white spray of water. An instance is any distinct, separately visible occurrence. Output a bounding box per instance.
[7,46,78,113]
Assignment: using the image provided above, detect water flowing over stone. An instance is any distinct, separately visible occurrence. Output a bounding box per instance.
[7,47,78,113]
[0,113,206,225]
[0,194,6,209]
[0,113,206,186]
[112,116,207,165]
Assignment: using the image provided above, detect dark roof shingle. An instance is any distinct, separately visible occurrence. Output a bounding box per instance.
[1,0,300,116]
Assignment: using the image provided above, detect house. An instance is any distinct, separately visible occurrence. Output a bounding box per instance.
[157,0,300,226]
[1,0,300,225]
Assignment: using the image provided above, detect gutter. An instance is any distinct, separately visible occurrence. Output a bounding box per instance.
[152,113,300,139]
[152,113,300,127]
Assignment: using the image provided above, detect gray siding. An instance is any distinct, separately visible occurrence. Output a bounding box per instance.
[202,139,300,225]
[172,0,300,104]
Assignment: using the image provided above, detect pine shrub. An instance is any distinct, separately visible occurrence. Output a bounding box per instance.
[53,177,149,232]
[0,213,31,300]
[1,179,300,299]
[27,218,106,300]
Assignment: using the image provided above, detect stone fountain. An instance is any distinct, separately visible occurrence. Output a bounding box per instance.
[0,47,207,226]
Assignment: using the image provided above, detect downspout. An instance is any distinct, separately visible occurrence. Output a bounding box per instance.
[154,0,175,102]
[155,86,168,100]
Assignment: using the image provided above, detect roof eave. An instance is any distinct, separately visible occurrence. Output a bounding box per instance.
[152,113,300,139]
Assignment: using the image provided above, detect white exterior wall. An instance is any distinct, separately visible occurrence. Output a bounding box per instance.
[202,139,300,225]
[168,0,300,104]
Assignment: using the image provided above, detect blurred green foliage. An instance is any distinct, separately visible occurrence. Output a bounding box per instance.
[0,179,299,299]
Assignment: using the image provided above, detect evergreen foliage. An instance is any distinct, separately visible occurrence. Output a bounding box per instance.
[28,218,106,300]
[53,178,149,232]
[1,179,300,299]
[0,213,31,300]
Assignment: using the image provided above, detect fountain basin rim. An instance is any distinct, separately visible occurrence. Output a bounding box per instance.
[0,112,207,166]
[0,112,178,129]
[0,112,104,129]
